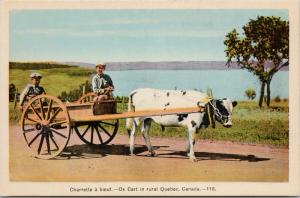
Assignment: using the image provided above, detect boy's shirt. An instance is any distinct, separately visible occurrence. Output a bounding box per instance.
[19,84,45,105]
[92,73,114,94]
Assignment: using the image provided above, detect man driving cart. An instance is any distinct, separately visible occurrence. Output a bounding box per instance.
[92,63,114,102]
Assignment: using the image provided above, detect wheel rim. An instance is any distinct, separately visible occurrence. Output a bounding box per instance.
[21,95,71,159]
[77,93,96,104]
[74,119,119,146]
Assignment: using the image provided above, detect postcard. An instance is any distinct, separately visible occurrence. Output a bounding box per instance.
[0,0,299,196]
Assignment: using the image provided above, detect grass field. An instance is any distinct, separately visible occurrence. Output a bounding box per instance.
[10,67,94,96]
[9,68,289,147]
[115,100,289,147]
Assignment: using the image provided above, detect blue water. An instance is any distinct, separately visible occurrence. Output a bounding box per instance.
[107,70,288,100]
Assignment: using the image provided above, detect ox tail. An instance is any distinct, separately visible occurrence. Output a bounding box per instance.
[125,91,137,136]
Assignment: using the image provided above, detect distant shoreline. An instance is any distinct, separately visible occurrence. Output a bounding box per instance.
[62,61,289,71]
[9,61,289,71]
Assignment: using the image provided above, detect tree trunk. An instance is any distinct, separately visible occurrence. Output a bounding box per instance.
[266,81,271,107]
[259,81,265,108]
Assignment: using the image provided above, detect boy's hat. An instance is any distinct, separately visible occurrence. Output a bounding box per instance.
[30,72,42,79]
[95,63,106,69]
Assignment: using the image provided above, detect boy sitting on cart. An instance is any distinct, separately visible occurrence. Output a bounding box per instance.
[19,72,46,109]
[92,63,114,102]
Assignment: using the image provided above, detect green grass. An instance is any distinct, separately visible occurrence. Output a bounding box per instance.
[9,102,21,124]
[9,67,289,147]
[10,68,94,97]
[116,101,289,147]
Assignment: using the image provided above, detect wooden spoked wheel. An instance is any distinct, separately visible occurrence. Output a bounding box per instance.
[77,92,96,104]
[21,95,71,159]
[74,120,119,146]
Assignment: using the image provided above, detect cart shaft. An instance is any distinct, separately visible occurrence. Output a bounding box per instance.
[71,106,205,122]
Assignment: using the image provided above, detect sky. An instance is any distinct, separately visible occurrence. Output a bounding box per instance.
[9,9,288,63]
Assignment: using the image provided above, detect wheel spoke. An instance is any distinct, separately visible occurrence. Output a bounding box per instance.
[28,132,41,147]
[95,126,103,144]
[46,134,51,154]
[30,104,43,121]
[81,125,91,137]
[98,124,112,138]
[37,135,45,154]
[46,99,53,120]
[91,126,94,144]
[26,115,41,124]
[38,98,46,119]
[48,108,62,122]
[23,128,36,134]
[99,121,116,127]
[50,128,67,139]
[50,120,67,127]
[49,133,59,151]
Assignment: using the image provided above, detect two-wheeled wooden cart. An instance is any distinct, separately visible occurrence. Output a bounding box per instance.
[20,93,205,159]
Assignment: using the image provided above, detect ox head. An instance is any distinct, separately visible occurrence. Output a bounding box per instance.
[209,98,237,128]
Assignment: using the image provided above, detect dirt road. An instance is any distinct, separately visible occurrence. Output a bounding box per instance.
[9,125,288,181]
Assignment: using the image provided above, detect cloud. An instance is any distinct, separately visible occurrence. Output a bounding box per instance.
[85,18,163,26]
[15,28,226,38]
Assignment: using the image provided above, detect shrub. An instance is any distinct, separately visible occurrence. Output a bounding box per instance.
[59,80,92,102]
[67,70,93,77]
[9,83,20,102]
[274,96,281,102]
[115,96,129,103]
[245,88,256,100]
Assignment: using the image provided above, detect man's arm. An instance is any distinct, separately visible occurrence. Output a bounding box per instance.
[106,74,114,89]
[40,86,46,94]
[19,85,30,105]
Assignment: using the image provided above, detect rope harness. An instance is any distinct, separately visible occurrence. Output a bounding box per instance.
[208,100,230,125]
[198,97,230,128]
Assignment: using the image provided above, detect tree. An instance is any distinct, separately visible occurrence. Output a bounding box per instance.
[224,16,289,107]
[245,88,256,100]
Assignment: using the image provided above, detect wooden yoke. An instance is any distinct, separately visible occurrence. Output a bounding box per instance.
[206,88,215,128]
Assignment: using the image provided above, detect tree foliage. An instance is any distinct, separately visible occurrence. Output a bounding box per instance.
[224,16,289,107]
[9,62,78,70]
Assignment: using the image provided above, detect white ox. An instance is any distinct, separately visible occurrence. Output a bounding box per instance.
[125,88,237,161]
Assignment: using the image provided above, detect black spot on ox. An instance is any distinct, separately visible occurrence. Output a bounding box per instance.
[214,100,230,123]
[178,114,188,122]
[216,100,229,116]
[191,120,196,127]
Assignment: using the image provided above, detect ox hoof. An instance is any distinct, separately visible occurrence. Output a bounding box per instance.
[130,153,136,157]
[189,157,197,162]
[149,151,157,157]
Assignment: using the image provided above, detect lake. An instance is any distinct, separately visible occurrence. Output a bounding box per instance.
[108,70,288,100]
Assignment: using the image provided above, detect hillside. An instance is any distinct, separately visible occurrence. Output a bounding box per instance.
[62,61,288,71]
[10,61,289,71]
[62,61,240,70]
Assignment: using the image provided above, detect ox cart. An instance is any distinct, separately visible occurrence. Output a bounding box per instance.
[20,93,206,159]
